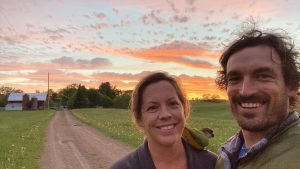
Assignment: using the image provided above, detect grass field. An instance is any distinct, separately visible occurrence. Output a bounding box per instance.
[72,100,239,153]
[0,110,53,169]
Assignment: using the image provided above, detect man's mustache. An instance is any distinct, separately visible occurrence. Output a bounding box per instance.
[232,93,270,103]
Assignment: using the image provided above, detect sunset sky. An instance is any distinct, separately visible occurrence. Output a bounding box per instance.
[1,0,300,99]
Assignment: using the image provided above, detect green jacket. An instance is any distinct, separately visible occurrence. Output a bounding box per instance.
[215,112,300,169]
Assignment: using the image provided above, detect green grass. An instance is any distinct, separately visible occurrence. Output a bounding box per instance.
[187,100,239,152]
[72,100,239,153]
[0,110,54,169]
[72,108,144,147]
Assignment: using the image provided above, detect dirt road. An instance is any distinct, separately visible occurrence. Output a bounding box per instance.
[40,110,133,169]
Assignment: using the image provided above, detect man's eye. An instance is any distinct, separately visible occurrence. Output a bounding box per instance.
[257,74,273,80]
[227,76,240,84]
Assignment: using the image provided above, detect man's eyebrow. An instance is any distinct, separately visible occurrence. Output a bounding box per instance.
[226,67,276,77]
[226,70,240,77]
[253,67,276,74]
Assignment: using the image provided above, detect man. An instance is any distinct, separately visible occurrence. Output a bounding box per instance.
[214,29,300,169]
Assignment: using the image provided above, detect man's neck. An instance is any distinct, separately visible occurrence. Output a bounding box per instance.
[242,129,271,148]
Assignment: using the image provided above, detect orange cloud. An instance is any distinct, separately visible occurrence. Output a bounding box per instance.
[0,70,92,92]
[177,74,226,99]
[122,41,220,69]
[90,71,226,99]
[1,70,226,99]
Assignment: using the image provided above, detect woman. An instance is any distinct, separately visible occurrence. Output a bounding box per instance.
[110,72,216,169]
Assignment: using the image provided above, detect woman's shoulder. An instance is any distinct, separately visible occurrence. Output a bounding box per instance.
[184,139,217,157]
[188,144,217,161]
[184,140,217,169]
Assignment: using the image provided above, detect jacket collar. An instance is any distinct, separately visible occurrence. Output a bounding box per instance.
[136,140,156,169]
[137,139,192,169]
[218,112,299,169]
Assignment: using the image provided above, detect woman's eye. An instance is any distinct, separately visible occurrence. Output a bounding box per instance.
[169,101,180,107]
[146,106,157,112]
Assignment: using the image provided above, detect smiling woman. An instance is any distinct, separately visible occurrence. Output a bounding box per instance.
[110,72,217,169]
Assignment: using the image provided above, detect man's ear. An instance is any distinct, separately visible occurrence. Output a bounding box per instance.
[287,86,298,97]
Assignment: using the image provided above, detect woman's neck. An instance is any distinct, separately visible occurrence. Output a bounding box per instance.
[148,139,187,169]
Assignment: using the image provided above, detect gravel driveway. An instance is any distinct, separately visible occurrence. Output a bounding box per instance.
[40,109,133,169]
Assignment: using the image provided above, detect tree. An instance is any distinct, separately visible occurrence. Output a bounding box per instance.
[100,94,113,108]
[202,93,211,101]
[0,95,7,107]
[98,82,120,99]
[87,88,102,108]
[210,94,220,102]
[113,90,132,109]
[73,84,89,109]
[0,86,23,96]
[58,84,79,107]
[0,86,23,107]
[48,89,60,108]
[202,93,221,102]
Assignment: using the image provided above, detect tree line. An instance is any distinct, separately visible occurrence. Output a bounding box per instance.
[0,82,222,109]
[0,82,131,109]
[50,82,131,109]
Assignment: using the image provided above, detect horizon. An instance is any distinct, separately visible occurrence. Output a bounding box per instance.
[1,0,299,99]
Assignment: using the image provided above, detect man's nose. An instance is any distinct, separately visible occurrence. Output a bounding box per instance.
[239,78,257,96]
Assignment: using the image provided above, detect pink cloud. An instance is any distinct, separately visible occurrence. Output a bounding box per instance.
[44,28,71,34]
[172,15,189,23]
[51,57,112,69]
[0,34,29,45]
[166,0,180,13]
[89,23,108,30]
[0,57,111,71]
[142,10,166,25]
[94,12,107,19]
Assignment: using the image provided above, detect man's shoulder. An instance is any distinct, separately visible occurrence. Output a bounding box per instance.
[281,114,300,138]
[281,117,300,142]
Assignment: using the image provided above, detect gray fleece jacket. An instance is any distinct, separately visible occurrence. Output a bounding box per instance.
[110,139,216,169]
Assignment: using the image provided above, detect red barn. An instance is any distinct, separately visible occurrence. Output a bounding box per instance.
[5,93,48,111]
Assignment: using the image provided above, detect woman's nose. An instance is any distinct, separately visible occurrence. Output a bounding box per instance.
[158,105,172,120]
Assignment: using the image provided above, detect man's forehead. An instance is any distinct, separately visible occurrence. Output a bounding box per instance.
[226,45,282,70]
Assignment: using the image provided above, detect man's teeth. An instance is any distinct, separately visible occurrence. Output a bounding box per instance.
[160,125,175,130]
[241,103,261,108]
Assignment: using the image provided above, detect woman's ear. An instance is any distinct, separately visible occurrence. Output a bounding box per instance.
[136,119,144,128]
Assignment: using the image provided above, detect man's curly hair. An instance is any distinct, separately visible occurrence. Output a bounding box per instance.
[215,29,300,107]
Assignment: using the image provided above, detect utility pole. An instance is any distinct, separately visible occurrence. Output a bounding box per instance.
[48,72,50,109]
